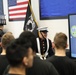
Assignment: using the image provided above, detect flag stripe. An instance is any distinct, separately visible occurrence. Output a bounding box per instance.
[9,7,27,11]
[17,0,28,3]
[9,15,26,18]
[9,12,26,16]
[17,1,28,5]
[9,4,28,9]
[9,10,27,14]
[9,18,25,21]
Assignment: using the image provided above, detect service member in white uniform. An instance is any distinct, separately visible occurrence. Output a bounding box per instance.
[36,27,54,60]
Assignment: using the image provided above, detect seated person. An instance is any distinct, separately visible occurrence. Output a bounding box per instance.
[19,31,59,75]
[0,32,14,75]
[4,38,33,75]
[47,32,76,75]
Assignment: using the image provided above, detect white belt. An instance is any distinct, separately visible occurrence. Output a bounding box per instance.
[36,38,49,59]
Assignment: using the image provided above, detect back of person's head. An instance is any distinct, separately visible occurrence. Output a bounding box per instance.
[6,38,33,67]
[54,32,67,49]
[19,31,36,52]
[1,32,15,49]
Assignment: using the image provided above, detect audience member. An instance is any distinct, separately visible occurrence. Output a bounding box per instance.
[47,32,76,75]
[0,32,14,75]
[3,38,33,75]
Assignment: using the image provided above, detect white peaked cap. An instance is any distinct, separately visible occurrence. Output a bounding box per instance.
[37,27,48,32]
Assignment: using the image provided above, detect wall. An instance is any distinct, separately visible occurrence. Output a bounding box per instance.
[3,0,69,48]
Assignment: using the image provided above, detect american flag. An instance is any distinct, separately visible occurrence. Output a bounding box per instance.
[8,0,29,21]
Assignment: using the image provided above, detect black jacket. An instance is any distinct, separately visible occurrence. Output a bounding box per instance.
[0,55,9,75]
[26,56,59,75]
[47,55,76,75]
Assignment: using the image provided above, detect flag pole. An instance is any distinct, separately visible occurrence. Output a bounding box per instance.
[28,0,41,37]
[29,0,38,26]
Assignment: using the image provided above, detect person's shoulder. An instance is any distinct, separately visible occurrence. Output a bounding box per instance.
[28,56,59,75]
[38,59,55,70]
[65,56,74,62]
[65,57,76,64]
[0,55,7,59]
[34,56,53,67]
[43,60,59,75]
[0,55,8,66]
[43,60,54,67]
[3,74,9,75]
[0,55,6,59]
[0,55,6,57]
[3,74,20,75]
[46,55,55,61]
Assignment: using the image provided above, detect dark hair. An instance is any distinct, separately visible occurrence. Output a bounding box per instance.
[0,29,4,42]
[19,31,37,52]
[0,29,4,37]
[54,32,67,49]
[6,38,32,67]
